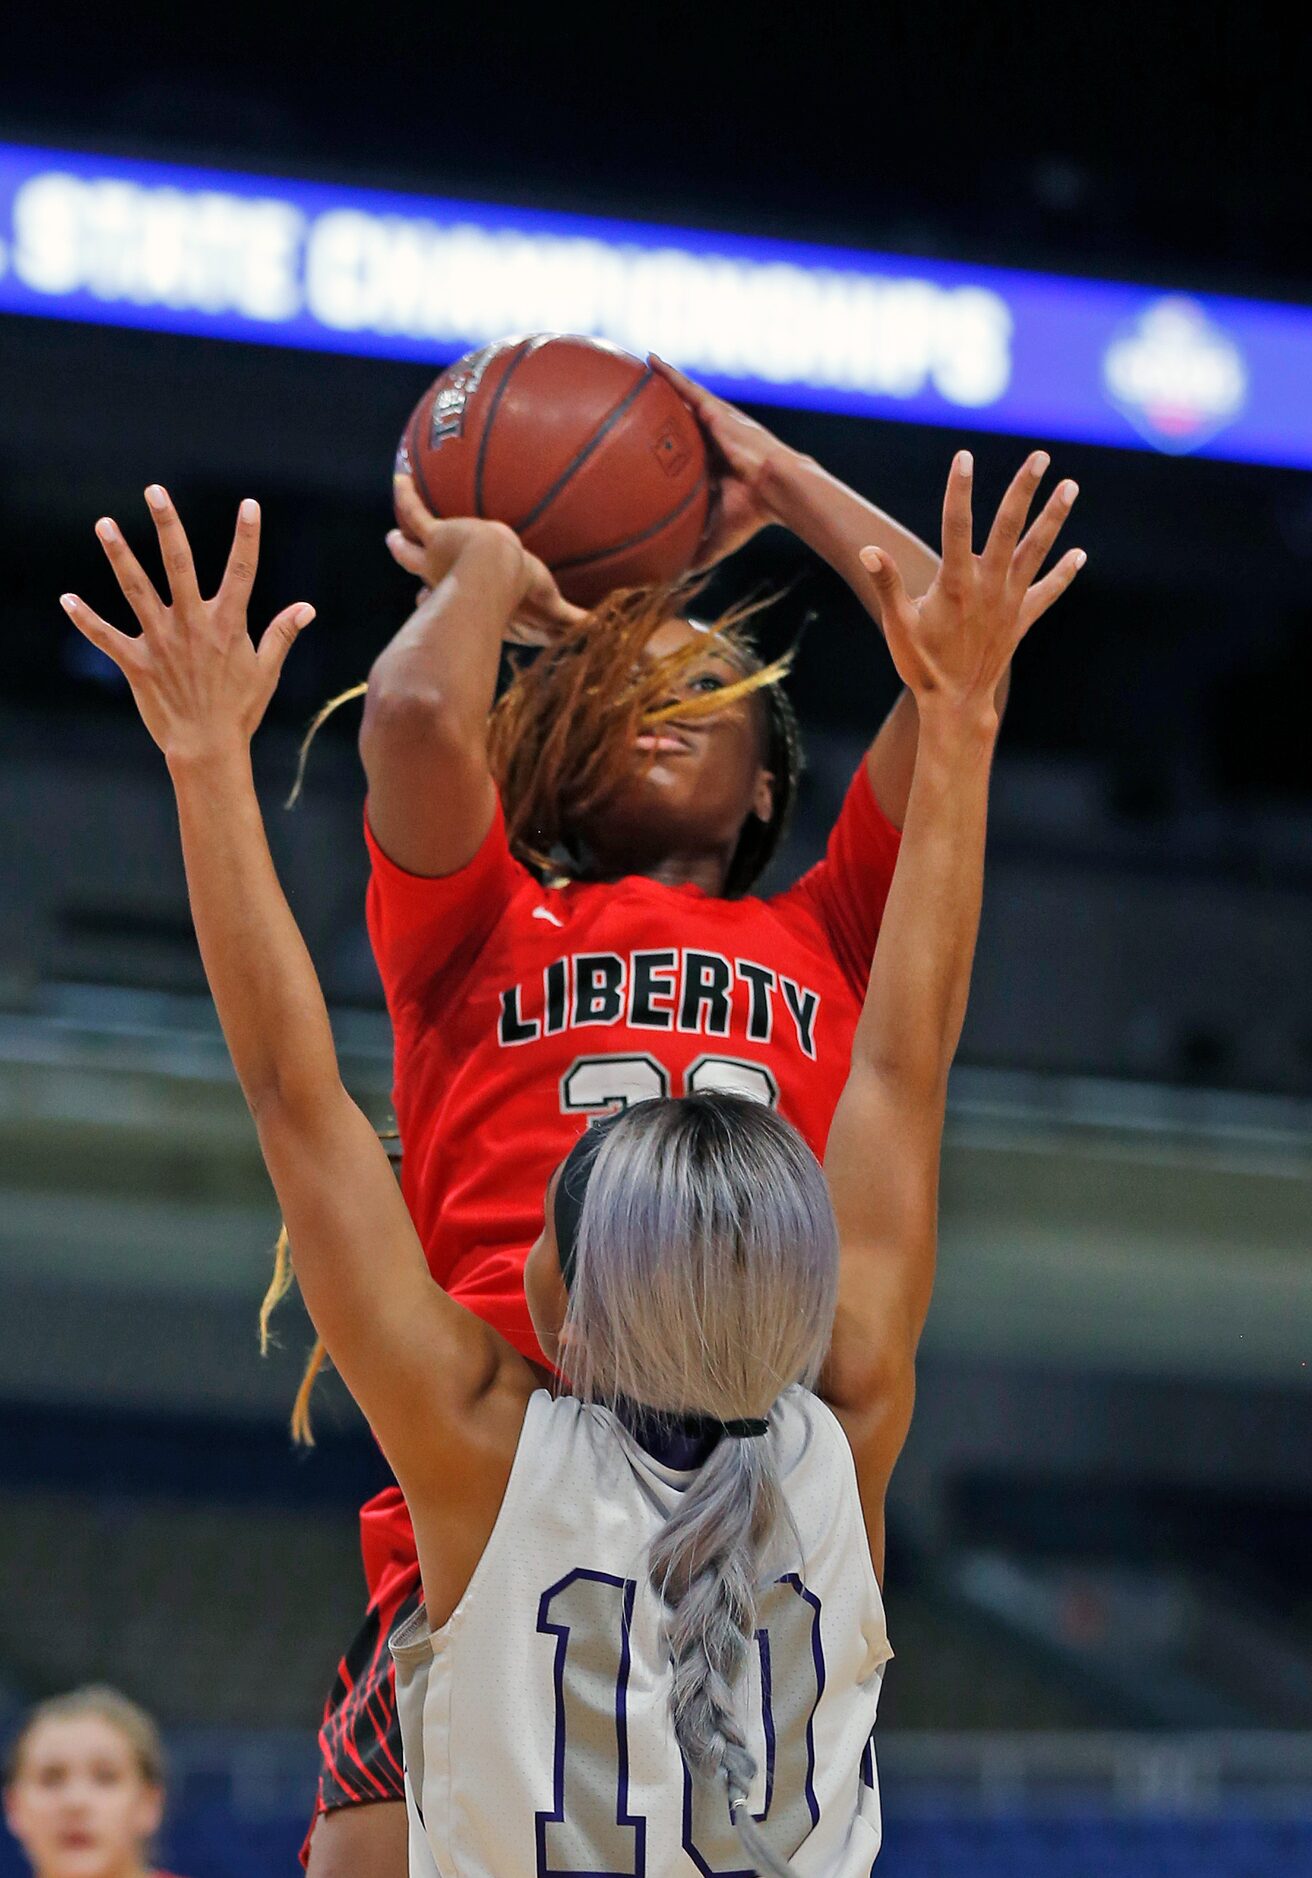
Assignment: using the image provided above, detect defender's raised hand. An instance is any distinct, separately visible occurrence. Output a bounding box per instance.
[60,486,315,762]
[861,450,1084,717]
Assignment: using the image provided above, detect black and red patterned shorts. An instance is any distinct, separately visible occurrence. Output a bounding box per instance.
[300,1567,424,1865]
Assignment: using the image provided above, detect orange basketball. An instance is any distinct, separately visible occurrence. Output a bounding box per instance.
[395,334,711,606]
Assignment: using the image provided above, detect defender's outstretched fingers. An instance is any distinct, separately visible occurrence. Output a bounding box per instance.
[256,602,316,681]
[859,545,914,627]
[221,498,263,609]
[940,451,975,579]
[143,484,202,612]
[392,474,434,541]
[95,517,166,636]
[1011,479,1079,590]
[1019,548,1087,630]
[58,593,139,672]
[982,452,1049,575]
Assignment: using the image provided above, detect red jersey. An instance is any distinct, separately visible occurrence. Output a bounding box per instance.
[357,760,899,1600]
[366,759,899,1362]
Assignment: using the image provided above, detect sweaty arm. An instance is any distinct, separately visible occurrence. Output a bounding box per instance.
[815,451,1084,1579]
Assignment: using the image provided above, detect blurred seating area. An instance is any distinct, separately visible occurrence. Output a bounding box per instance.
[0,1489,362,1730]
[4,701,1312,1096]
[880,1811,1312,1878]
[0,1475,1109,1737]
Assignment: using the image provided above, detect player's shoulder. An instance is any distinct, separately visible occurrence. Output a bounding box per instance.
[756,870,832,948]
[775,1383,844,1445]
[773,1387,861,1485]
[774,1392,882,1582]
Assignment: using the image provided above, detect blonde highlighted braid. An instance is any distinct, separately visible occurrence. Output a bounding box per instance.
[257,1227,324,1446]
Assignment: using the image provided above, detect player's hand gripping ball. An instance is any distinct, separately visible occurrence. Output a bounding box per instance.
[394,335,711,606]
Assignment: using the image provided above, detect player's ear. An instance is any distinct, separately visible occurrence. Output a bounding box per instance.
[751,766,775,824]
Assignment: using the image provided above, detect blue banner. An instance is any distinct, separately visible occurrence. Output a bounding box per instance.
[2,140,1309,467]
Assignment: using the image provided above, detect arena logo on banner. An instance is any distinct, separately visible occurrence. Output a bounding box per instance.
[1102,297,1248,454]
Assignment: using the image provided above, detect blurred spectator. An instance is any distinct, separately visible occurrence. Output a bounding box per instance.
[3,1687,184,1878]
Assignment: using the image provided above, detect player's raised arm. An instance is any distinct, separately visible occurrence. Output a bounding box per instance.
[361,482,586,877]
[59,489,534,1503]
[816,451,1084,1575]
[649,353,942,599]
[650,357,1019,830]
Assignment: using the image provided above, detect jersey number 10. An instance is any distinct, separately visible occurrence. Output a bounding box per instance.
[536,1568,824,1878]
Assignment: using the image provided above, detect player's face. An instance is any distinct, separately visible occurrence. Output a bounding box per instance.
[523,1166,570,1370]
[576,617,774,880]
[4,1716,163,1878]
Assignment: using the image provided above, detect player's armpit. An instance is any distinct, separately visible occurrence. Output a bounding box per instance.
[362,787,521,1016]
[772,758,901,1001]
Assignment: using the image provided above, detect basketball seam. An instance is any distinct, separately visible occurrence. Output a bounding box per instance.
[550,473,708,572]
[511,365,658,538]
[408,402,441,516]
[473,339,537,518]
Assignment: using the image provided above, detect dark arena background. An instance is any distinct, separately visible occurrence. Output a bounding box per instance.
[1,6,1310,1875]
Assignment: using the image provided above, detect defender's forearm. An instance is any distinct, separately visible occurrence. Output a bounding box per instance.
[169,744,342,1119]
[854,704,997,1095]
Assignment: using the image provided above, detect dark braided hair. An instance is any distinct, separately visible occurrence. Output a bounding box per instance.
[723,670,802,897]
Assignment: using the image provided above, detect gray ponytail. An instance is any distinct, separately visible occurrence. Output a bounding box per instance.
[562,1094,840,1878]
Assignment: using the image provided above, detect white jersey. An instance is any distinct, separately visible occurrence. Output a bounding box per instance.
[391,1385,892,1878]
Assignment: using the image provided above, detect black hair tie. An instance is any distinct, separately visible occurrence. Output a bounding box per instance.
[721,1417,770,1439]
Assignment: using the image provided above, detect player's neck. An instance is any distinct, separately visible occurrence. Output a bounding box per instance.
[588,845,731,896]
[574,808,741,897]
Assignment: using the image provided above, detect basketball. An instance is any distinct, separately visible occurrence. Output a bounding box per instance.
[394,334,712,606]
